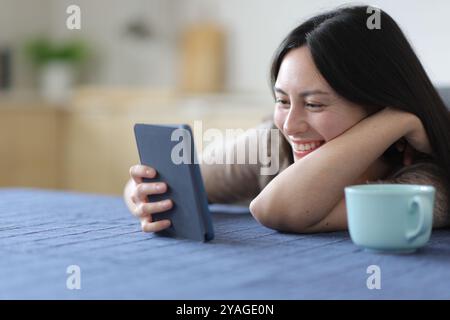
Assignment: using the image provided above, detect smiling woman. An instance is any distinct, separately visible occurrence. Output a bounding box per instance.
[214,5,448,232]
[272,46,371,163]
[124,4,450,234]
[246,5,450,232]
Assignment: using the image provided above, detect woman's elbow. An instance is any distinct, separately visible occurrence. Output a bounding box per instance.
[249,192,287,228]
[249,195,318,233]
[249,196,292,231]
[249,196,271,226]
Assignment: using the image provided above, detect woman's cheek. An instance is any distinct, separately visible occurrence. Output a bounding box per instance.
[273,109,285,131]
[315,115,353,141]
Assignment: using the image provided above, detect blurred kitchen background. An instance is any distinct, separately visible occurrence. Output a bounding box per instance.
[1,0,449,195]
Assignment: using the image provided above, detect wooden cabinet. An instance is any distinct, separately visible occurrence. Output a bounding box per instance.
[1,89,273,195]
[0,100,62,189]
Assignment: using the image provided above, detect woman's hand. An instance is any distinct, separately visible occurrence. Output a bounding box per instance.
[394,138,416,166]
[381,107,433,156]
[401,111,433,155]
[126,164,173,233]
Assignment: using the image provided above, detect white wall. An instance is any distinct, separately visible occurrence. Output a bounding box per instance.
[190,0,450,92]
[49,0,179,87]
[3,0,450,91]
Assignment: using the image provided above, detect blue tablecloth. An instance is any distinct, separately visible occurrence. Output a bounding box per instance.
[1,188,449,299]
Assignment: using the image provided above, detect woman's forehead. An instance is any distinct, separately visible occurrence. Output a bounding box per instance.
[276,48,332,95]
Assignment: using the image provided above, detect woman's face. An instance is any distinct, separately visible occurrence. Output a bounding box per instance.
[273,46,370,162]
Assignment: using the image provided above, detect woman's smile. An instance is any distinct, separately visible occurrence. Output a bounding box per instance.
[290,139,325,158]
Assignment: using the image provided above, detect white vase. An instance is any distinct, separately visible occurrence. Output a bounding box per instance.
[39,61,75,104]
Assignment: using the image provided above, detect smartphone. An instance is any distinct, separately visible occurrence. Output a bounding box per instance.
[134,123,214,241]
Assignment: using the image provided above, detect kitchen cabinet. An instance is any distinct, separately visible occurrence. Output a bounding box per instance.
[0,98,62,189]
[1,88,273,195]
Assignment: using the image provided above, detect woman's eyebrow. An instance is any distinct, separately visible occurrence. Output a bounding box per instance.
[300,90,329,97]
[274,87,288,95]
[273,86,329,97]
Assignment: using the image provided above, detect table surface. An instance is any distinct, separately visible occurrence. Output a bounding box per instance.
[1,188,449,299]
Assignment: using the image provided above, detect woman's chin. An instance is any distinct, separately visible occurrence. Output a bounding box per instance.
[293,150,313,161]
[292,143,326,161]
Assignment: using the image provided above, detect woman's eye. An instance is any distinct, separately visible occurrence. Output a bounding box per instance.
[305,103,323,109]
[275,99,289,106]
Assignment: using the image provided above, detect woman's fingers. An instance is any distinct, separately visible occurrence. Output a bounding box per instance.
[141,218,171,233]
[403,144,415,166]
[133,182,168,203]
[129,165,156,184]
[133,199,173,218]
[135,199,173,232]
[395,139,406,152]
[395,140,415,166]
[128,164,172,233]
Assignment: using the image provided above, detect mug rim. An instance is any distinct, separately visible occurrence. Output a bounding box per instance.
[345,183,435,195]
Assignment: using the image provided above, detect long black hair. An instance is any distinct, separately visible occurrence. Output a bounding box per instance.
[270,5,450,195]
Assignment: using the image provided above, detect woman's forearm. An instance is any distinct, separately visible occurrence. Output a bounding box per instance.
[250,108,417,232]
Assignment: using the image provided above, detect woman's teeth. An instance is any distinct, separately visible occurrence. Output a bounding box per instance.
[292,141,323,152]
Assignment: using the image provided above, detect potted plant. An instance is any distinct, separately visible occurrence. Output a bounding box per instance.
[25,38,87,104]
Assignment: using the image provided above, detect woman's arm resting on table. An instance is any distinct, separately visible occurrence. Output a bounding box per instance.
[250,108,423,233]
[297,164,450,233]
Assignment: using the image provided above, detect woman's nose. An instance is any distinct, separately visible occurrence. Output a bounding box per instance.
[283,108,309,136]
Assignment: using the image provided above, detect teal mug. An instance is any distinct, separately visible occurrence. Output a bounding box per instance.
[344,184,435,253]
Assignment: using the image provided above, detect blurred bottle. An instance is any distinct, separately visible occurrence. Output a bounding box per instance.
[0,47,12,91]
[179,22,226,94]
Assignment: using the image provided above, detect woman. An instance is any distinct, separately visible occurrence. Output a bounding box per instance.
[124,5,450,233]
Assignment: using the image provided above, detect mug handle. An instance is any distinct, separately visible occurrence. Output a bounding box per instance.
[405,195,433,242]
